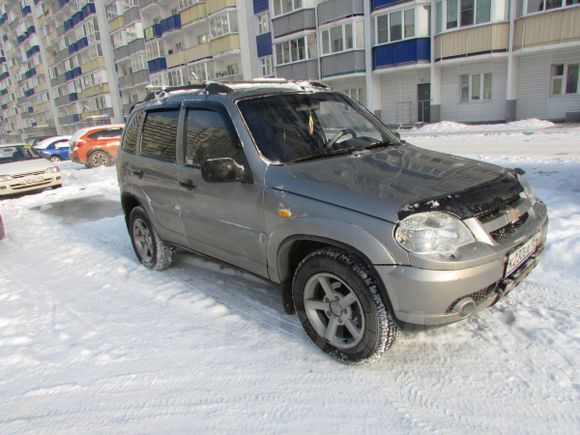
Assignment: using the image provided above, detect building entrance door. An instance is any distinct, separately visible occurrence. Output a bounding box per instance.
[417,83,430,123]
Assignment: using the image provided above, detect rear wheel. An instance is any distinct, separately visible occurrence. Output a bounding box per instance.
[87,150,110,168]
[128,206,175,271]
[49,155,61,162]
[292,248,398,364]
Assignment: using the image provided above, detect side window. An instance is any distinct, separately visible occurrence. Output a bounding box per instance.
[184,109,242,166]
[122,111,144,153]
[106,128,123,137]
[141,110,179,162]
[88,131,101,139]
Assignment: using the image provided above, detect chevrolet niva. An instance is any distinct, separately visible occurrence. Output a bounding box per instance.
[116,81,548,364]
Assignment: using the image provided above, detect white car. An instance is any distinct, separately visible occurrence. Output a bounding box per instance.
[0,143,62,196]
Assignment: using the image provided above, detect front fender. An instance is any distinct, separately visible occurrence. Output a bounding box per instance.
[267,216,396,283]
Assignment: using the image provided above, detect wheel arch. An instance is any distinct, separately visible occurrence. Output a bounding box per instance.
[121,192,142,225]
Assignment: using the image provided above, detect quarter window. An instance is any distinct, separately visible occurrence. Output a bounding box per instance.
[141,110,179,162]
[184,110,242,166]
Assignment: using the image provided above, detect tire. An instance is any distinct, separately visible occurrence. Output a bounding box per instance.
[51,184,62,190]
[128,206,175,271]
[292,248,398,364]
[87,150,111,168]
[49,155,61,162]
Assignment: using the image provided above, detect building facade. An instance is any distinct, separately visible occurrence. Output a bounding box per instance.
[1,0,579,141]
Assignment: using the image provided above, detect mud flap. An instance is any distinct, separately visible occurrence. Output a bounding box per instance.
[281,280,295,315]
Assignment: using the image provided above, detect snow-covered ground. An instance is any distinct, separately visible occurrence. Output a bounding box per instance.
[1,127,579,433]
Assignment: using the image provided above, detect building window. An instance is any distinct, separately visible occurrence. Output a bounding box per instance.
[257,12,269,34]
[273,0,302,17]
[131,53,146,72]
[447,0,490,29]
[460,73,492,102]
[551,63,580,95]
[105,1,118,20]
[527,0,578,13]
[321,21,364,54]
[275,35,316,65]
[210,11,238,39]
[167,68,182,86]
[376,9,415,44]
[261,56,273,77]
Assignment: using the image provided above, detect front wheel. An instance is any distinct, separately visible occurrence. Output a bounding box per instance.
[293,248,398,364]
[128,206,175,271]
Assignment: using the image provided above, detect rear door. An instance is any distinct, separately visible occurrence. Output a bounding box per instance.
[130,108,186,245]
[88,127,123,157]
[177,103,266,276]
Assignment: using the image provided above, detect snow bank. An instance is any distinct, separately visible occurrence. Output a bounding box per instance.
[413,118,555,133]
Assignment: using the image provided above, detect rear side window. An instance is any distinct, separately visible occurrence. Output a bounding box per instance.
[184,109,242,166]
[123,111,144,153]
[88,128,123,139]
[141,110,179,162]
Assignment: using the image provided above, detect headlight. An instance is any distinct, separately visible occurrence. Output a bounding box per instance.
[0,175,13,182]
[395,212,475,255]
[46,166,60,174]
[518,174,537,205]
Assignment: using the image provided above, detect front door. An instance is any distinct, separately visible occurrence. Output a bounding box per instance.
[417,83,431,123]
[177,104,266,277]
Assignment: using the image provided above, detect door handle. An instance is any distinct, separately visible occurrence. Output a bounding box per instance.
[179,179,196,190]
[132,169,144,178]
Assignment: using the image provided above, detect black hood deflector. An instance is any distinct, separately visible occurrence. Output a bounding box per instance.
[399,168,524,219]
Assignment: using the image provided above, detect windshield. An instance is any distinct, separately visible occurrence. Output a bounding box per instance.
[0,145,43,164]
[238,92,400,163]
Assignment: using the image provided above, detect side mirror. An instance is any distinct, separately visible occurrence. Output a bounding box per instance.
[201,158,245,183]
[394,132,401,139]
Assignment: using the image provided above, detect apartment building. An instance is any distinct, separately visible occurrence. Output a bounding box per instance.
[0,0,58,142]
[266,0,579,125]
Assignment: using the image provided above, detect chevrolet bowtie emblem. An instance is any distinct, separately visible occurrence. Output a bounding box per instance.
[507,208,520,224]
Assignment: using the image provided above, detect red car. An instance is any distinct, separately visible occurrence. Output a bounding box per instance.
[69,124,124,168]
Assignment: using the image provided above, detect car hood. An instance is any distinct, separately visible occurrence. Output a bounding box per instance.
[265,144,520,223]
[0,158,55,176]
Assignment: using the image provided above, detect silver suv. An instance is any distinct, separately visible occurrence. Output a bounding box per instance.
[117,81,548,364]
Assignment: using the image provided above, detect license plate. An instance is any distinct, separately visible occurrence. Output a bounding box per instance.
[505,232,541,277]
[24,177,43,185]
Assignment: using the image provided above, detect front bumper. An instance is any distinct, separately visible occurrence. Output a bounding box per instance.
[376,218,548,327]
[0,173,62,196]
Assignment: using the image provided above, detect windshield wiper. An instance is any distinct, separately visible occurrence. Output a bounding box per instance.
[364,140,402,150]
[288,147,356,164]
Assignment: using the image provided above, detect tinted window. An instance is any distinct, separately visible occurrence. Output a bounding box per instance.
[141,110,179,162]
[184,110,242,166]
[88,128,123,139]
[0,145,43,163]
[123,111,144,153]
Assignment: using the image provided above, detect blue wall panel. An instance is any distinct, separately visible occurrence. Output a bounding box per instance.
[253,0,269,14]
[256,32,272,57]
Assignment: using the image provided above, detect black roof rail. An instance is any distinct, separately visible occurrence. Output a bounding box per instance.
[142,83,206,102]
[308,81,329,89]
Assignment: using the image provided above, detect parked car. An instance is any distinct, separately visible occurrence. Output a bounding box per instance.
[0,212,4,240]
[0,143,61,196]
[69,124,124,168]
[34,135,71,162]
[117,81,548,364]
[29,136,52,147]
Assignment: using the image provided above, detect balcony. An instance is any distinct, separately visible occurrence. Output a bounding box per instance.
[84,57,105,73]
[271,9,316,39]
[514,7,580,51]
[148,57,167,73]
[253,0,268,14]
[181,2,207,26]
[373,38,430,69]
[167,43,211,68]
[79,83,109,100]
[321,50,365,78]
[210,34,239,56]
[276,60,318,81]
[144,14,181,41]
[371,0,400,11]
[434,23,508,61]
[256,32,272,57]
[109,15,124,32]
[25,45,40,58]
[59,113,81,124]
[119,69,150,88]
[318,0,363,25]
[207,0,236,15]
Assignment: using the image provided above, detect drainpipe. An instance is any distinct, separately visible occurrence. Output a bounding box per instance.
[505,0,518,121]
